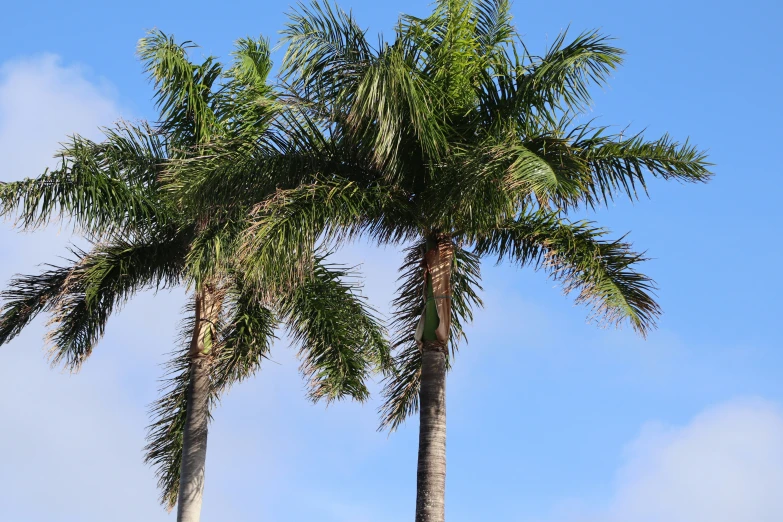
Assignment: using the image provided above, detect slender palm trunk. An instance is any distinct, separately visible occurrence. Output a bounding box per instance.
[177,284,221,522]
[416,341,447,522]
[415,237,453,522]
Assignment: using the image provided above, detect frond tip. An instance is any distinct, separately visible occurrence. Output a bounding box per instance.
[473,212,660,336]
[280,256,389,403]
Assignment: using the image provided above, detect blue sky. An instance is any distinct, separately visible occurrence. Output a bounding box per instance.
[1,1,782,521]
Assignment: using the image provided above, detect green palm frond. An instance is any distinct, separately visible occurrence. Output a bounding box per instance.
[185,218,252,287]
[240,178,416,289]
[44,231,187,371]
[473,0,515,57]
[218,36,279,138]
[279,255,389,403]
[1,122,169,235]
[162,105,321,222]
[522,30,624,114]
[229,36,273,92]
[349,42,447,172]
[138,29,222,145]
[281,0,374,106]
[568,126,713,205]
[451,124,712,215]
[212,278,277,390]
[0,229,186,362]
[0,266,72,346]
[144,306,195,511]
[283,1,448,173]
[472,212,660,335]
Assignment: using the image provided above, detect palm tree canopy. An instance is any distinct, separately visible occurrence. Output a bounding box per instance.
[196,0,712,429]
[0,30,389,508]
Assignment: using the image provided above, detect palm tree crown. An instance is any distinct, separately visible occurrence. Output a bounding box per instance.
[0,30,388,517]
[229,0,711,425]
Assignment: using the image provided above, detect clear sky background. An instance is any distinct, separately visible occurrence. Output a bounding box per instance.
[1,1,782,521]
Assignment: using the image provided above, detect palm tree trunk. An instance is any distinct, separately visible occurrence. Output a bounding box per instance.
[177,284,221,522]
[415,237,453,522]
[416,341,447,522]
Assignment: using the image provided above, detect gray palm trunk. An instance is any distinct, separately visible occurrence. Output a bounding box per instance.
[416,343,447,522]
[177,284,221,522]
[415,237,453,522]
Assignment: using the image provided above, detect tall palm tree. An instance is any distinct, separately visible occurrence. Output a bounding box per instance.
[0,32,388,522]
[196,1,711,520]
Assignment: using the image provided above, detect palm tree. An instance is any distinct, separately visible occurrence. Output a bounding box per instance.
[202,1,711,520]
[0,32,388,522]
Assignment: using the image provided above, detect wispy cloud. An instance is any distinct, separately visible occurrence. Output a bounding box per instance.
[545,398,783,522]
[0,54,121,179]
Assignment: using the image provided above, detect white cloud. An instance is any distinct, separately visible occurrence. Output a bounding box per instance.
[0,55,175,521]
[0,54,121,179]
[551,398,783,522]
[611,399,783,522]
[0,54,124,269]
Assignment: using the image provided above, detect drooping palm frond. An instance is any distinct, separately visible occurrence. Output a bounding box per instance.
[0,266,72,346]
[349,42,447,173]
[0,122,169,235]
[51,233,188,370]
[144,306,196,511]
[451,243,484,343]
[0,229,187,361]
[279,255,389,403]
[239,178,417,289]
[472,211,660,335]
[212,277,278,391]
[379,240,482,431]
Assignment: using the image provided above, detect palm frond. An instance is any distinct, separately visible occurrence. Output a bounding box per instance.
[137,29,221,145]
[144,305,196,510]
[0,266,71,346]
[212,277,277,391]
[279,255,389,403]
[523,30,623,113]
[473,0,515,57]
[229,36,273,92]
[568,126,713,205]
[455,124,712,215]
[46,230,188,370]
[1,121,169,235]
[475,29,622,130]
[348,42,447,172]
[281,0,374,107]
[472,212,660,335]
[239,177,416,289]
[160,101,329,228]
